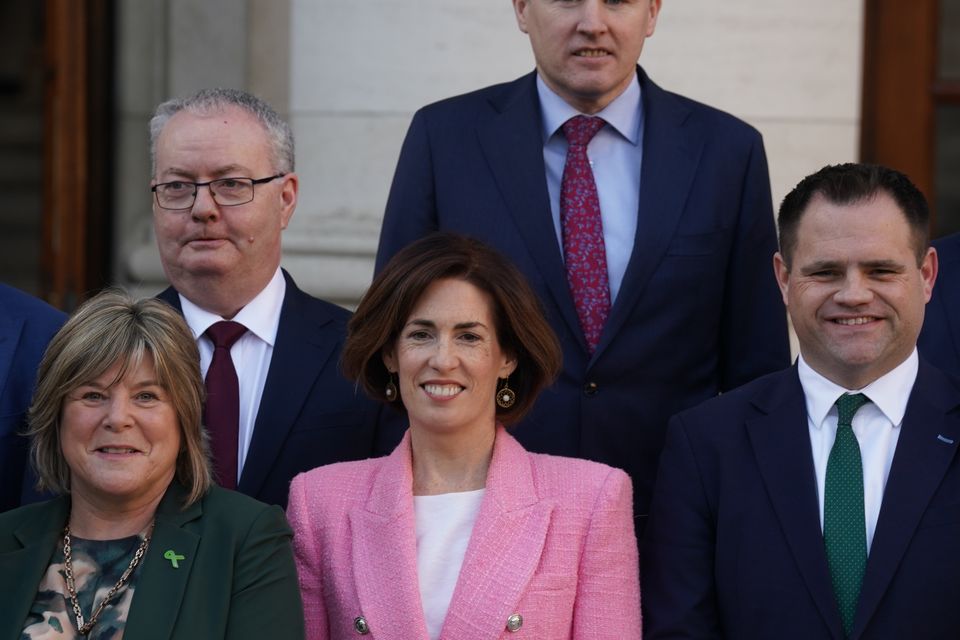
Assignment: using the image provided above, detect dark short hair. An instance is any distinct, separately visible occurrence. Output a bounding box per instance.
[342,233,562,425]
[777,163,930,268]
[28,289,212,506]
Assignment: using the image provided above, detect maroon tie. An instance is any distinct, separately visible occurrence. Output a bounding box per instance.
[561,115,610,354]
[204,321,247,489]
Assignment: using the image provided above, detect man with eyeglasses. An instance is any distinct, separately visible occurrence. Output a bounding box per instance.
[150,88,400,508]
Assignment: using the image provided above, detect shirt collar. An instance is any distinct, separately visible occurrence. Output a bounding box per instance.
[536,72,643,145]
[797,349,919,429]
[179,267,286,347]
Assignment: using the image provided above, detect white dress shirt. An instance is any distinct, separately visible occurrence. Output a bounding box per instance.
[798,350,918,552]
[179,267,285,483]
[537,73,644,304]
[414,488,485,640]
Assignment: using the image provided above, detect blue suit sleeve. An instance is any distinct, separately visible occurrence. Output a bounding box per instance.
[0,287,66,511]
[376,110,440,274]
[642,416,722,639]
[918,235,960,376]
[718,133,790,391]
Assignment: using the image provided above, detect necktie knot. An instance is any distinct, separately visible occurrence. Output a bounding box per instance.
[206,321,247,350]
[836,393,870,427]
[562,115,605,147]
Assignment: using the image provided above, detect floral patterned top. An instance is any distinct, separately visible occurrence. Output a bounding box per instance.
[20,533,145,639]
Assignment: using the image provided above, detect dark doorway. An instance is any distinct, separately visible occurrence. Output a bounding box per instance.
[0,0,113,309]
[861,0,960,237]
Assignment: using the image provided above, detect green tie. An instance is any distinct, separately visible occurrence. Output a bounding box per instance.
[824,392,870,637]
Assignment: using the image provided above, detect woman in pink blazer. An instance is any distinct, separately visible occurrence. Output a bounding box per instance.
[288,233,640,639]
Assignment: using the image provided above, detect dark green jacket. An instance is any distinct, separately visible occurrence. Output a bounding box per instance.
[0,483,305,638]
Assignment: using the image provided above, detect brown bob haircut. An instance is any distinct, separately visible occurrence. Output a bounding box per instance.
[342,233,562,425]
[27,289,212,506]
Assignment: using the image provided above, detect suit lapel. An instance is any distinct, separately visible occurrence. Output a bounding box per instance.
[477,73,584,346]
[440,429,554,640]
[595,68,701,360]
[349,433,429,639]
[157,280,334,499]
[155,286,183,313]
[745,369,844,639]
[0,488,201,639]
[477,70,705,360]
[125,484,201,638]
[851,362,960,638]
[0,497,68,639]
[239,273,338,498]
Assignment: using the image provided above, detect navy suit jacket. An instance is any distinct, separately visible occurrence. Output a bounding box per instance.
[918,232,960,376]
[0,285,64,513]
[642,361,960,639]
[158,270,403,508]
[377,67,790,527]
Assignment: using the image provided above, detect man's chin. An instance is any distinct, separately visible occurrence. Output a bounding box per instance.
[169,257,235,281]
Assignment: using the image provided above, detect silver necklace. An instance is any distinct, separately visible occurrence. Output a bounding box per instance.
[62,521,154,635]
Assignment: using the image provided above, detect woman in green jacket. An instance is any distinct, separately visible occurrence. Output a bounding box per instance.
[0,290,305,639]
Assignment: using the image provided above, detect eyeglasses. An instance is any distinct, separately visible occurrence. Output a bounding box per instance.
[151,174,286,210]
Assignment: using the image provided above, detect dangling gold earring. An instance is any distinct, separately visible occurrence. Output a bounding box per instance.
[385,373,399,402]
[496,377,516,408]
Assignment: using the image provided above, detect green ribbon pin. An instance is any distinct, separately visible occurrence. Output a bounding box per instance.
[164,549,186,569]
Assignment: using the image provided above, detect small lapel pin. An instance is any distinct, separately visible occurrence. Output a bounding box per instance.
[937,434,955,445]
[164,549,186,568]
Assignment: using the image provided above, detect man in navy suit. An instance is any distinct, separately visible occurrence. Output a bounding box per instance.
[376,0,789,529]
[643,163,960,639]
[0,285,64,512]
[918,232,960,376]
[150,89,399,508]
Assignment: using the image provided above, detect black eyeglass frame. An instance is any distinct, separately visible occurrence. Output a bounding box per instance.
[151,173,287,210]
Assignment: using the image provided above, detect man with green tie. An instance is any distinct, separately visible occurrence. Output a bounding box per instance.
[643,163,960,639]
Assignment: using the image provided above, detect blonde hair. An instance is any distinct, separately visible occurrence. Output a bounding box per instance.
[27,289,212,506]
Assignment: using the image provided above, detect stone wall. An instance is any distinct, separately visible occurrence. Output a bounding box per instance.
[114,0,864,307]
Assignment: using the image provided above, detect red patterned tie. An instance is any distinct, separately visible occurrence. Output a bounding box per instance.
[561,115,610,354]
[204,320,247,489]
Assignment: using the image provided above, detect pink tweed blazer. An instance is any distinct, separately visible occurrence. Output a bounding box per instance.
[287,427,640,640]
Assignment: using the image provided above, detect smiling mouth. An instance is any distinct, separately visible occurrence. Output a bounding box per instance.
[96,447,142,454]
[833,317,877,325]
[574,49,610,58]
[423,384,464,398]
